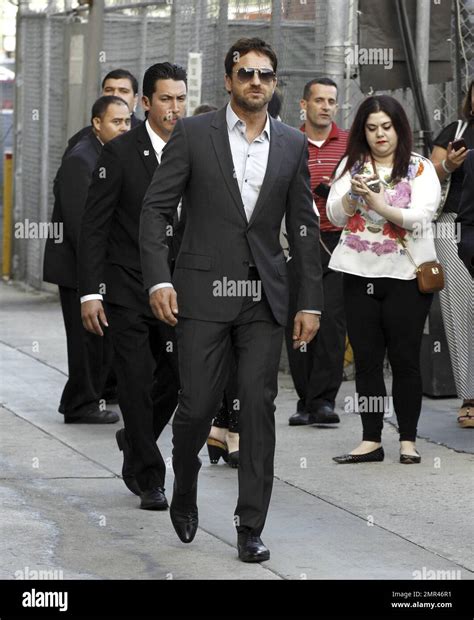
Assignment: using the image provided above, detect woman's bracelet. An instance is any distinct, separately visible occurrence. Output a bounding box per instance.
[441,159,453,174]
[342,193,357,216]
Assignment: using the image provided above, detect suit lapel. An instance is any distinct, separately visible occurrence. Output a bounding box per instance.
[210,108,248,225]
[248,117,284,227]
[136,122,158,179]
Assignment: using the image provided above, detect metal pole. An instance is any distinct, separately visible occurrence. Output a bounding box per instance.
[217,0,229,108]
[271,0,283,63]
[169,0,178,64]
[83,0,104,127]
[139,6,148,97]
[416,0,431,148]
[324,0,349,91]
[13,0,25,282]
[343,0,356,130]
[38,3,52,288]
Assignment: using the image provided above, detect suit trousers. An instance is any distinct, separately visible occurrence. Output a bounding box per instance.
[58,286,114,416]
[106,302,180,491]
[172,287,283,536]
[285,231,345,413]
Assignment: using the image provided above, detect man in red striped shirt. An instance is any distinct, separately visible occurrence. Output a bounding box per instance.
[286,78,349,426]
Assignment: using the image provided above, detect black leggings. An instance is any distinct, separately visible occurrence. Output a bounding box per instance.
[343,274,433,442]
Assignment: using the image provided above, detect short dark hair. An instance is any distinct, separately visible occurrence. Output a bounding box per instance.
[142,62,187,102]
[462,80,474,121]
[268,89,283,119]
[340,95,412,182]
[224,38,278,77]
[303,77,338,101]
[102,69,139,95]
[193,103,218,116]
[91,95,129,123]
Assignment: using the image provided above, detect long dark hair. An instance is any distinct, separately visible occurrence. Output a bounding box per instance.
[340,95,413,182]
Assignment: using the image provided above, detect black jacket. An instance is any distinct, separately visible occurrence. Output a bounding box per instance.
[78,121,183,312]
[43,132,102,288]
[139,106,324,326]
[457,150,474,277]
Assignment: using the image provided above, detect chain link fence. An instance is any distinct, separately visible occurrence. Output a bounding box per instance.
[10,0,474,288]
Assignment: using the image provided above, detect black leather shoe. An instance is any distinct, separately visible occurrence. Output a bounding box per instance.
[170,505,198,543]
[115,429,141,496]
[237,532,270,563]
[333,446,384,464]
[309,404,340,424]
[64,407,119,424]
[140,487,168,510]
[288,411,312,426]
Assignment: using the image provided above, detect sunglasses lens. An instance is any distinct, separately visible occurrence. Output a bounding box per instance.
[259,70,275,83]
[236,68,275,82]
[237,68,254,82]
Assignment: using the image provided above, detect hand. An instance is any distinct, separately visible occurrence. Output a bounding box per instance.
[350,174,376,197]
[292,312,320,350]
[446,142,468,171]
[81,300,108,336]
[149,287,178,326]
[356,177,386,213]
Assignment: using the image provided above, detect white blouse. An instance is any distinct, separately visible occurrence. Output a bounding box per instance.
[326,153,441,280]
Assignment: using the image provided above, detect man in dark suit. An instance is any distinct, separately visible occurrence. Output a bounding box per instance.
[43,95,131,423]
[139,38,324,562]
[457,150,474,277]
[78,63,187,508]
[65,69,140,158]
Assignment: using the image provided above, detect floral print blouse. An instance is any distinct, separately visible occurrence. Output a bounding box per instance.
[326,153,441,280]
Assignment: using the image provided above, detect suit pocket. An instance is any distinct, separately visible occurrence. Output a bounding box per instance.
[274,259,288,277]
[176,252,212,271]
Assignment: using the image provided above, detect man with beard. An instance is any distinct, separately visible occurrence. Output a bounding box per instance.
[140,38,323,562]
[78,63,186,509]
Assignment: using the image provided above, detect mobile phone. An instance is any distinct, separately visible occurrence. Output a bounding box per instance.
[313,182,330,199]
[364,178,381,193]
[452,138,467,151]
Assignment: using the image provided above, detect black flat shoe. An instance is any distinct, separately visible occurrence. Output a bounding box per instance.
[333,446,384,464]
[140,486,168,510]
[400,451,421,464]
[237,532,270,563]
[116,429,141,496]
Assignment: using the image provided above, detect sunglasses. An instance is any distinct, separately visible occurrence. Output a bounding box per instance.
[234,67,276,83]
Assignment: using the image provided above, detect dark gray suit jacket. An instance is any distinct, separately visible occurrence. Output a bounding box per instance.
[139,106,323,326]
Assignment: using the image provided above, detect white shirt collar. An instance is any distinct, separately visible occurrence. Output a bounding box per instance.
[145,119,167,160]
[226,103,270,140]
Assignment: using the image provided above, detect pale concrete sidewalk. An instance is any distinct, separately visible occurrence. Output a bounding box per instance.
[0,281,472,580]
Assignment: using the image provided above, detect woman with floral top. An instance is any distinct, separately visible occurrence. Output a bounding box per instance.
[327,95,441,465]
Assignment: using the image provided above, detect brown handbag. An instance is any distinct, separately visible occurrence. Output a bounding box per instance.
[398,236,445,294]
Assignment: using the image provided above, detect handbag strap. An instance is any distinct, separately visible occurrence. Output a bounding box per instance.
[395,234,420,272]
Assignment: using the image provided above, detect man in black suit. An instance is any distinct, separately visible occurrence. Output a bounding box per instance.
[457,150,474,277]
[78,63,187,509]
[139,38,323,562]
[43,96,131,423]
[65,69,140,158]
